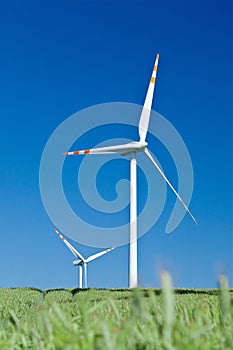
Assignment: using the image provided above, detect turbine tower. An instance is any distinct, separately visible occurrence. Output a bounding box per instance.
[54,228,114,288]
[63,54,198,287]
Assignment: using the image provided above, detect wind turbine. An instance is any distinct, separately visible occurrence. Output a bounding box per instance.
[63,54,198,288]
[54,228,114,288]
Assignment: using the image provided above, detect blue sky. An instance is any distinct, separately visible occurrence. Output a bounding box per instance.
[0,0,232,289]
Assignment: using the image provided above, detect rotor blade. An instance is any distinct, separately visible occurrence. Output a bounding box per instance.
[86,247,114,263]
[53,228,85,261]
[63,144,121,156]
[63,142,143,157]
[139,54,159,143]
[144,149,198,225]
[63,150,116,156]
[54,228,78,257]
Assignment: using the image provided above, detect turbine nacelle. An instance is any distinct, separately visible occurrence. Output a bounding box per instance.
[73,259,83,266]
[119,141,148,156]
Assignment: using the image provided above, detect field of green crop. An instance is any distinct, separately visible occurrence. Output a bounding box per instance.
[0,275,232,350]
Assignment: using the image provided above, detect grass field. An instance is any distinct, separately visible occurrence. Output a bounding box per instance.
[0,275,232,350]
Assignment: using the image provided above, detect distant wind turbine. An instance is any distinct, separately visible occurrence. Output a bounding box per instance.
[63,54,198,288]
[54,228,114,288]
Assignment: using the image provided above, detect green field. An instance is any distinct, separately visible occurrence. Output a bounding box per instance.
[0,276,232,349]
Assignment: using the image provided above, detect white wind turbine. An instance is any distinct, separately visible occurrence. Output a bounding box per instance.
[63,54,198,288]
[54,228,114,288]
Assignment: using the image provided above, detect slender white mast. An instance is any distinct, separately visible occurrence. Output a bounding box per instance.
[84,263,87,289]
[79,265,83,289]
[129,153,138,287]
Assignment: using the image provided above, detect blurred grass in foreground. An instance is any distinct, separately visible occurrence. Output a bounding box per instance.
[0,274,232,349]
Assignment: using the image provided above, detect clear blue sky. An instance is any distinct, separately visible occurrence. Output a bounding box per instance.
[0,0,232,289]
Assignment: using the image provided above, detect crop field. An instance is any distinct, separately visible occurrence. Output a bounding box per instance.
[0,276,232,350]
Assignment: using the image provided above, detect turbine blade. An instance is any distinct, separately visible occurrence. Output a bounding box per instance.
[144,149,198,225]
[54,228,77,256]
[53,228,85,261]
[139,54,159,143]
[86,247,114,263]
[63,145,120,156]
[63,143,142,157]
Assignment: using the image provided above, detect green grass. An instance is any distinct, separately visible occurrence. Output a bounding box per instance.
[0,275,232,349]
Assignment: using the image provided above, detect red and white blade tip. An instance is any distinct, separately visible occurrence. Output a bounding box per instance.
[54,227,63,237]
[62,149,91,156]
